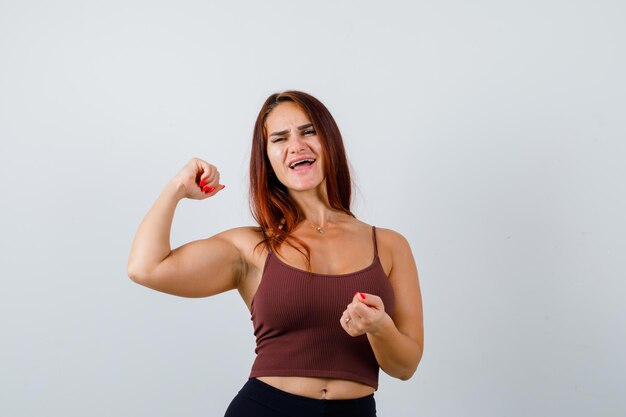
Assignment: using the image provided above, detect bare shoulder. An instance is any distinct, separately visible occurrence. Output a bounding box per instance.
[210,226,267,268]
[372,226,416,277]
[213,225,264,248]
[374,226,411,248]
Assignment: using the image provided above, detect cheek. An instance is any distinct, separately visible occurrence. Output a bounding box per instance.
[313,140,324,162]
[266,149,283,172]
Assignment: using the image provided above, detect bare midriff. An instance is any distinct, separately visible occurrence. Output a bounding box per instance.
[255,376,375,400]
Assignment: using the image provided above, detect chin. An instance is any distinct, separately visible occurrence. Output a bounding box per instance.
[285,179,327,193]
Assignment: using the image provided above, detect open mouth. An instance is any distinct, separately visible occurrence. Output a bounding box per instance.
[288,158,316,169]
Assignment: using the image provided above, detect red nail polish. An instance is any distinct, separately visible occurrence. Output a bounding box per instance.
[207,187,215,193]
[359,293,366,300]
[202,185,210,192]
[199,179,207,187]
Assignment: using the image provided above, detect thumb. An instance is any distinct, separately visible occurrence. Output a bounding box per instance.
[353,292,367,303]
[202,184,226,196]
[355,292,382,309]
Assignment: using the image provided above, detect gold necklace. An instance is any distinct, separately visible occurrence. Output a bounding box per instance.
[309,220,326,235]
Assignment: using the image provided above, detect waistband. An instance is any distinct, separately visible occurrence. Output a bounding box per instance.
[240,378,376,416]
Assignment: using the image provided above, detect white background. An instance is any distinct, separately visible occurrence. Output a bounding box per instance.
[1,0,625,416]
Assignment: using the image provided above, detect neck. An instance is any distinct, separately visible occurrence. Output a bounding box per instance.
[287,183,339,227]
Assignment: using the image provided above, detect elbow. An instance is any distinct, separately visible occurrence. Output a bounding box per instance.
[127,264,149,283]
[397,366,417,381]
[394,347,423,381]
[127,268,141,283]
[384,363,418,381]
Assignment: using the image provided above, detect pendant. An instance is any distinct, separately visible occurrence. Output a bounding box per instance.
[309,221,325,235]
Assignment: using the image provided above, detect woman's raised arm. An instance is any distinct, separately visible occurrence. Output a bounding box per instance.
[126,158,243,298]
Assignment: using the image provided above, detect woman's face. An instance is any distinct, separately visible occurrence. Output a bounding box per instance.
[265,102,325,192]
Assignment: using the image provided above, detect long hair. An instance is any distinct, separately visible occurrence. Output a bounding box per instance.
[249,91,354,269]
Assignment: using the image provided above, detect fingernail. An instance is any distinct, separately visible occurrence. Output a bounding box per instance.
[199,179,207,187]
[359,293,366,300]
[220,184,226,189]
[207,187,215,193]
[202,185,210,192]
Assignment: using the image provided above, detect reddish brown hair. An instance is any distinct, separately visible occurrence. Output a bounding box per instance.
[249,91,355,267]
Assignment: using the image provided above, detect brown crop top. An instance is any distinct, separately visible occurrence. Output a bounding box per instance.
[249,226,396,390]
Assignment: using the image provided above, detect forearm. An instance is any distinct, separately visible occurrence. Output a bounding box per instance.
[367,314,423,380]
[127,180,186,279]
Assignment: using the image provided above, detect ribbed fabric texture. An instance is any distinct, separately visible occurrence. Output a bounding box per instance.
[249,226,395,390]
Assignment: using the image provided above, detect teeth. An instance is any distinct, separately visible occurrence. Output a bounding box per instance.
[289,159,315,169]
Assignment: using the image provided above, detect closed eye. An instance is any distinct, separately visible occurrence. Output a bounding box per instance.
[303,129,316,135]
[270,137,285,143]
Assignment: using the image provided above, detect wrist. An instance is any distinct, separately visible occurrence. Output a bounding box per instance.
[368,313,395,338]
[165,180,187,201]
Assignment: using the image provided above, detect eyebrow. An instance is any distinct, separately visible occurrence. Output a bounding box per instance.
[269,123,313,137]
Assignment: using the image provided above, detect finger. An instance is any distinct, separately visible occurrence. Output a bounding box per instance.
[197,163,214,186]
[340,313,349,330]
[211,171,221,187]
[341,313,349,325]
[199,166,220,188]
[352,292,366,303]
[340,309,352,323]
[196,157,210,171]
[204,169,220,189]
[344,311,353,325]
[340,313,356,335]
[204,164,217,181]
[357,293,384,309]
[195,158,209,177]
[351,302,373,320]
[346,302,364,320]
[199,176,209,188]
[203,184,224,195]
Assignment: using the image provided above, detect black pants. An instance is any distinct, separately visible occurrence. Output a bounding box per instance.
[224,378,377,417]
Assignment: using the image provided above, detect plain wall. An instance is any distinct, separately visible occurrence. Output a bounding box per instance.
[1,0,625,416]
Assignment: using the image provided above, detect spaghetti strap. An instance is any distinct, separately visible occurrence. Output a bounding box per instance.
[372,226,379,258]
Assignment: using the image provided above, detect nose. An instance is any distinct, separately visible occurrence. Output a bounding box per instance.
[288,135,306,154]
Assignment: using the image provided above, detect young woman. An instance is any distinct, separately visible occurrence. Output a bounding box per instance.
[127,91,424,416]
